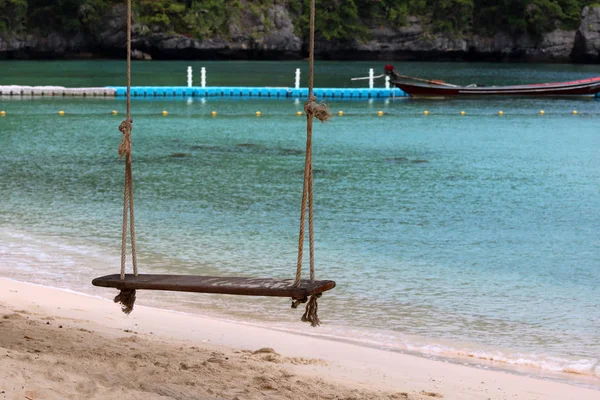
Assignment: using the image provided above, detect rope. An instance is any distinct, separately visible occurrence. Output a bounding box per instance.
[126,0,132,123]
[115,0,137,314]
[293,0,330,327]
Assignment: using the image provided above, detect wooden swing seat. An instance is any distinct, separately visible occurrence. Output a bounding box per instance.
[92,274,336,299]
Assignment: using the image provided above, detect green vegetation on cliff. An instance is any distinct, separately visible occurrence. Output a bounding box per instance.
[1,0,599,40]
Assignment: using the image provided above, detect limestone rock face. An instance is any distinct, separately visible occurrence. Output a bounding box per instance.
[314,17,575,62]
[0,33,86,58]
[92,4,128,49]
[536,29,576,60]
[131,49,151,60]
[260,5,302,53]
[359,17,468,54]
[130,4,301,59]
[572,6,600,62]
[469,29,575,62]
[0,4,598,63]
[315,17,467,60]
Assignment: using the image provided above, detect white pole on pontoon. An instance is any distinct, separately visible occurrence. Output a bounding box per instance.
[295,68,301,89]
[369,68,374,89]
[187,66,193,87]
[201,67,206,88]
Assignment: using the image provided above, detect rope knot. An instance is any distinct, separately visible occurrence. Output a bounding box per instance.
[118,119,133,159]
[304,96,330,123]
[291,296,308,309]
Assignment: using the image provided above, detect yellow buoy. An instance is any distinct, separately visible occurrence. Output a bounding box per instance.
[460,111,466,116]
[0,111,6,117]
[498,111,504,116]
[162,110,168,116]
[572,110,578,115]
[338,111,344,116]
[296,111,302,116]
[59,110,65,116]
[423,110,429,115]
[377,110,384,116]
[211,111,217,117]
[112,110,118,115]
[256,111,262,117]
[539,110,545,115]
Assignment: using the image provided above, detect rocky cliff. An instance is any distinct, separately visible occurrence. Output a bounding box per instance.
[316,18,576,62]
[2,5,600,63]
[572,6,600,63]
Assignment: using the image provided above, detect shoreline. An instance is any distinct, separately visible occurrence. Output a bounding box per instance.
[5,267,600,388]
[1,219,599,389]
[0,277,598,399]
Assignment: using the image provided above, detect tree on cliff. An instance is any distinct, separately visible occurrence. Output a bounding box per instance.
[0,0,28,33]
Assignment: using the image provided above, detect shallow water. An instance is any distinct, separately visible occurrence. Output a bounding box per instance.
[1,61,599,387]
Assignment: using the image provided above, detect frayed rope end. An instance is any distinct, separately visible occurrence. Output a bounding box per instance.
[301,294,321,327]
[114,289,136,315]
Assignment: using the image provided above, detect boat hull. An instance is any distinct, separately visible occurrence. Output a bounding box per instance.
[392,77,600,98]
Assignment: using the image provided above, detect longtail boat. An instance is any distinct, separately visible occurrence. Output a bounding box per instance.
[383,65,600,97]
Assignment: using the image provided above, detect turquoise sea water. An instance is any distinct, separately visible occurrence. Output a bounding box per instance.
[1,61,599,387]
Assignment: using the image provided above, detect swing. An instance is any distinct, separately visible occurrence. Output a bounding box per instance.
[92,0,335,326]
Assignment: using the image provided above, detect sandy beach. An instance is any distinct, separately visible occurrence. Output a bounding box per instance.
[0,278,597,400]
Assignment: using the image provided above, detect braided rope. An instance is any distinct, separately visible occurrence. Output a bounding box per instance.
[129,171,137,276]
[115,0,137,314]
[308,161,315,281]
[294,151,309,286]
[120,158,129,280]
[126,0,131,122]
[293,0,330,326]
[119,0,136,278]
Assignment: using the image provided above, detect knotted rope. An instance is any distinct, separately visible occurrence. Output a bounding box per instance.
[293,0,330,327]
[118,119,132,158]
[303,96,330,123]
[115,0,138,315]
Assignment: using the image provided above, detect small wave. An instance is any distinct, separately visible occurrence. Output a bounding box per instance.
[439,348,600,379]
[263,323,600,382]
[401,341,599,380]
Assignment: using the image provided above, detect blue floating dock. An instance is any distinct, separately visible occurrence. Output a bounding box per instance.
[108,86,407,99]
